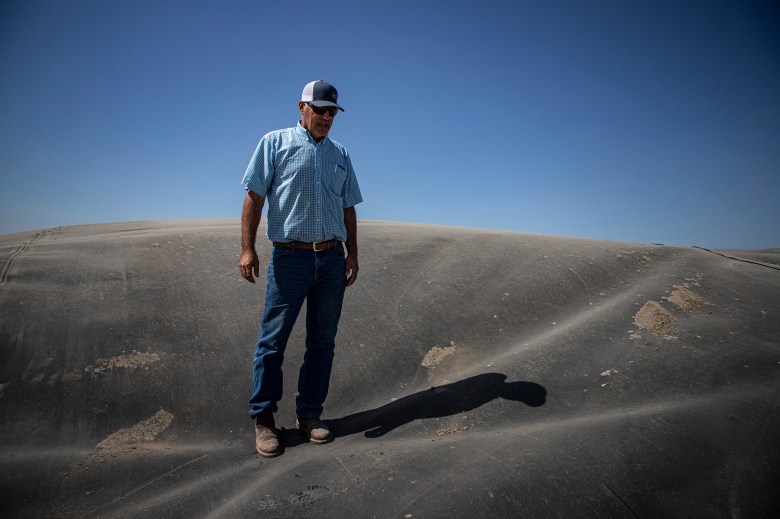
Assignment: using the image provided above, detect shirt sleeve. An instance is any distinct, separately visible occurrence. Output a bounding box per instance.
[241,133,276,196]
[341,150,363,209]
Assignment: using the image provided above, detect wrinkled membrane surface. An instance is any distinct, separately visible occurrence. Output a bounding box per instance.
[1,219,779,518]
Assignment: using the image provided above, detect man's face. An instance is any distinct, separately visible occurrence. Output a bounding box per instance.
[299,101,337,141]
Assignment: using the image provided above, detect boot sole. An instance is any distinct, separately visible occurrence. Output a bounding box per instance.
[296,419,333,444]
[257,447,282,458]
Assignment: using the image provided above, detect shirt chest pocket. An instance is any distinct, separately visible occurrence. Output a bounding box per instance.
[325,162,348,197]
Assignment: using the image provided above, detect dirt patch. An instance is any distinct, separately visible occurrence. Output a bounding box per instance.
[421,345,455,367]
[634,301,677,336]
[91,351,161,374]
[288,485,333,506]
[667,287,705,312]
[436,425,470,437]
[97,409,174,449]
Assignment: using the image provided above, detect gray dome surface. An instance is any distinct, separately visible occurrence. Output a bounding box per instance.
[1,219,779,517]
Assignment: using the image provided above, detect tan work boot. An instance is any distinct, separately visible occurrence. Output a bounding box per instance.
[296,416,332,444]
[255,412,281,457]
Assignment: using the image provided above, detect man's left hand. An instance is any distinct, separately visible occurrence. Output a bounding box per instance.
[345,253,359,287]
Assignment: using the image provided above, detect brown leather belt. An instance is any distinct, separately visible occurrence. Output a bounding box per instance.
[272,240,342,251]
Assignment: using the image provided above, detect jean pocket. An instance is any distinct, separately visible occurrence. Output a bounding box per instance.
[273,246,292,257]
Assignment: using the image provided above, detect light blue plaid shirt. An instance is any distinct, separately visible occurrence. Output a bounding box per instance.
[242,123,363,243]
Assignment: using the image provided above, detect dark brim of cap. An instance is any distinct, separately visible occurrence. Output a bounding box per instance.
[309,100,345,111]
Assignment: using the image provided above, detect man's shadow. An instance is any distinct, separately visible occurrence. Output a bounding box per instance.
[280,373,545,446]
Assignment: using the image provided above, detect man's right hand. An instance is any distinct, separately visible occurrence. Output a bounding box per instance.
[239,249,260,284]
[240,190,265,284]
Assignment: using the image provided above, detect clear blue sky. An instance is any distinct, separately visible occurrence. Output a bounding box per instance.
[1,0,779,248]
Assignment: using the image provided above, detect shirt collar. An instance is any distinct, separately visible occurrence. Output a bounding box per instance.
[296,121,329,145]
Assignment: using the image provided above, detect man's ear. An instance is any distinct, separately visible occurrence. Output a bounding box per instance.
[298,101,307,114]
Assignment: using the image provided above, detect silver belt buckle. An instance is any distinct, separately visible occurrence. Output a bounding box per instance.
[313,240,328,252]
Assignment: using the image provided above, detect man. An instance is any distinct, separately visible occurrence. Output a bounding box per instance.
[239,80,362,458]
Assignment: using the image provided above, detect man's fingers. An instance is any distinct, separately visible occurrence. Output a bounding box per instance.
[241,267,255,283]
[345,266,358,287]
[239,259,259,284]
[344,255,359,287]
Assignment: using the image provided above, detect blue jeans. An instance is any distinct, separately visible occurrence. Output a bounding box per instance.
[248,244,347,420]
